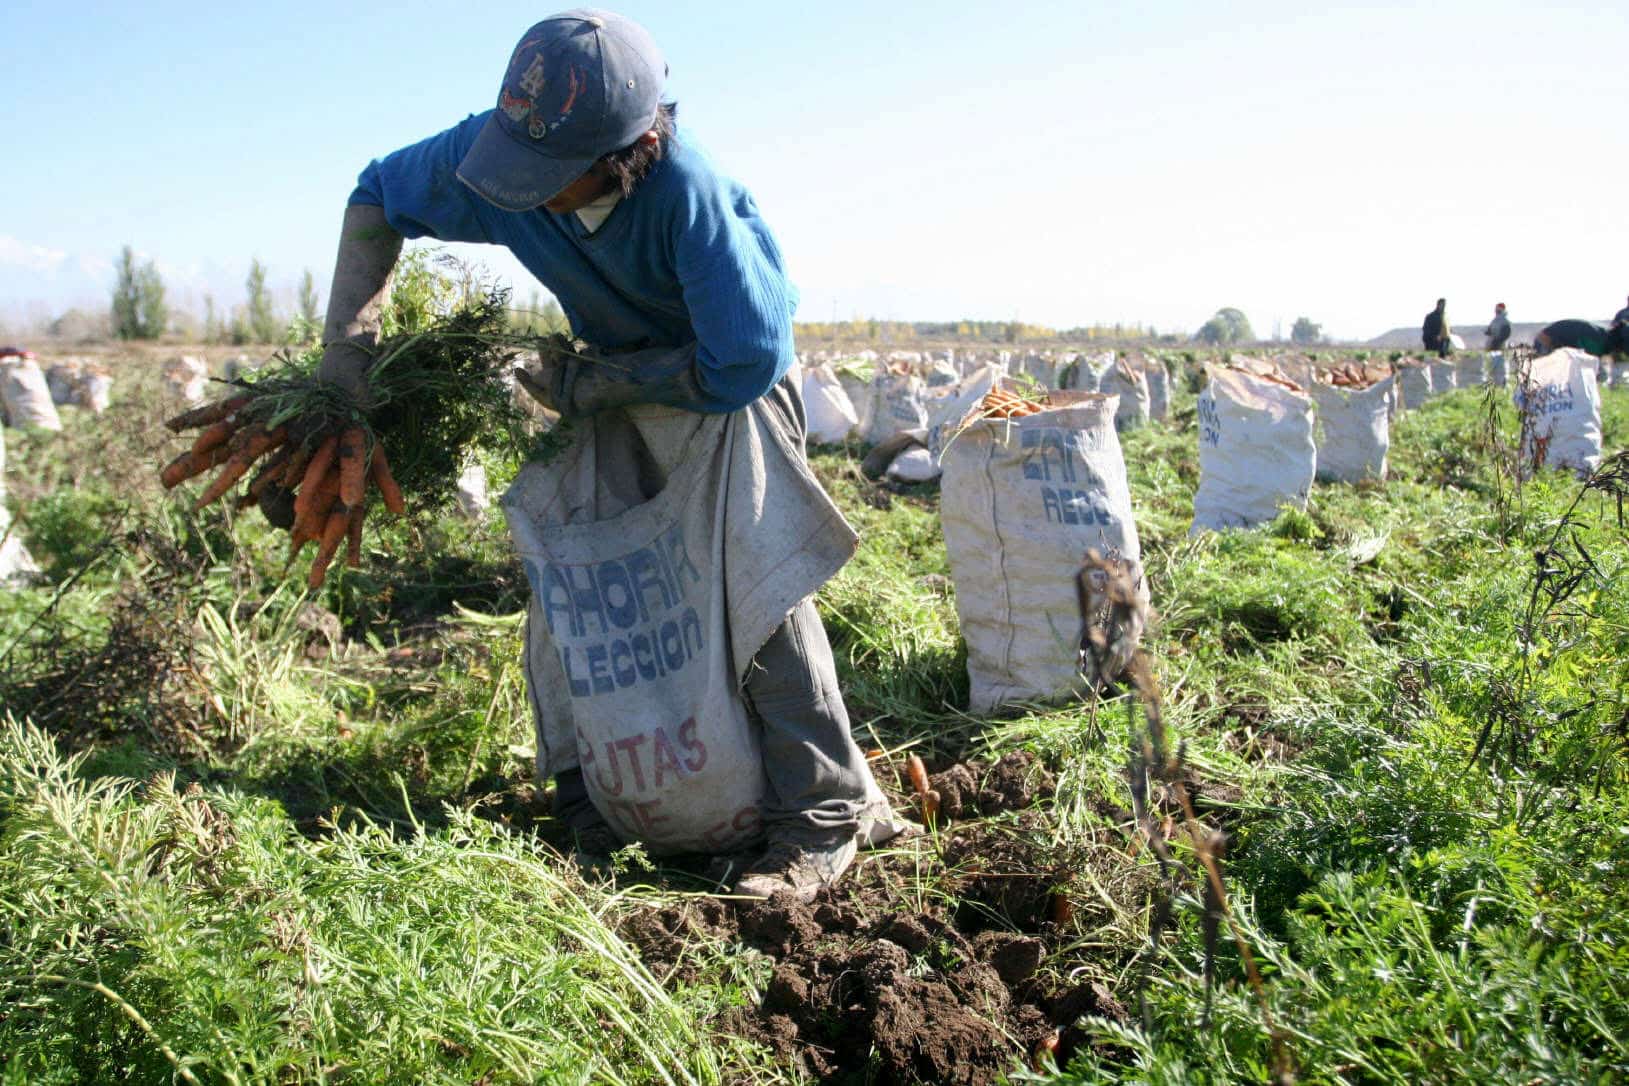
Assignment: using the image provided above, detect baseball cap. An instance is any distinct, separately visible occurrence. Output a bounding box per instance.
[457,9,665,212]
[1496,302,1506,311]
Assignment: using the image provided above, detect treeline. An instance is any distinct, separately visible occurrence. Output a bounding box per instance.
[792,317,1170,344]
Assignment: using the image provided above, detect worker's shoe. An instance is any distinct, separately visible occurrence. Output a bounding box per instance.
[734,832,858,903]
[568,818,623,878]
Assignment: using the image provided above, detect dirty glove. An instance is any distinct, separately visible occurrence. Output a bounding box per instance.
[313,204,404,408]
[517,343,710,418]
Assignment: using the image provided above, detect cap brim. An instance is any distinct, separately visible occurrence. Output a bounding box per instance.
[455,113,596,213]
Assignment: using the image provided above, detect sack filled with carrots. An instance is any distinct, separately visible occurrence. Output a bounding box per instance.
[157,289,537,588]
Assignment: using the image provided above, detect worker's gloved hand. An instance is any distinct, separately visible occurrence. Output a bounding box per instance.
[519,343,710,418]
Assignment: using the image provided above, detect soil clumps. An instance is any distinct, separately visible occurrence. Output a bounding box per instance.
[619,750,1133,1083]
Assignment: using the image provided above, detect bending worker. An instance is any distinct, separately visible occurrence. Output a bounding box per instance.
[307,8,900,900]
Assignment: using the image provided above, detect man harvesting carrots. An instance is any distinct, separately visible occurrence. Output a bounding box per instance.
[168,8,902,900]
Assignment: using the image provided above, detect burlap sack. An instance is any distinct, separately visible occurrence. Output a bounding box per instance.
[940,391,1147,712]
[1313,376,1394,483]
[1192,367,1316,532]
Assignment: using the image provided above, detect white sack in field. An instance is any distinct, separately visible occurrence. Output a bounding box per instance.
[1456,354,1487,388]
[923,362,1006,474]
[454,460,491,518]
[1018,352,1058,388]
[164,355,210,406]
[1,357,63,431]
[1191,367,1316,533]
[802,364,859,444]
[1517,348,1602,476]
[45,361,83,405]
[1398,362,1432,409]
[1611,359,1629,389]
[1428,359,1457,397]
[79,370,114,414]
[862,370,929,445]
[1145,357,1171,420]
[1313,376,1394,483]
[941,391,1147,712]
[1106,359,1150,432]
[885,446,939,482]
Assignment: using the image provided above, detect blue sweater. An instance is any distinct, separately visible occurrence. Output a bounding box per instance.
[349,113,798,413]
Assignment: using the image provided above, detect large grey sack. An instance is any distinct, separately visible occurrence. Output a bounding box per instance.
[504,381,880,854]
[1107,359,1150,432]
[1516,348,1602,476]
[1313,376,1393,483]
[1398,362,1432,409]
[0,358,63,431]
[1191,367,1316,533]
[1428,360,1457,397]
[1145,357,1171,420]
[941,392,1147,713]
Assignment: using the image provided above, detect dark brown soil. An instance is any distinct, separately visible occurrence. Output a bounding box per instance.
[619,750,1136,1084]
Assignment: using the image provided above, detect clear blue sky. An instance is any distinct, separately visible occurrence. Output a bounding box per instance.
[4,0,1626,340]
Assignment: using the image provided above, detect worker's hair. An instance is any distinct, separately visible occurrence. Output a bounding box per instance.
[599,102,677,198]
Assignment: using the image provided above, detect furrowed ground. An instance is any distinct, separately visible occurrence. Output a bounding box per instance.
[2,352,1626,1085]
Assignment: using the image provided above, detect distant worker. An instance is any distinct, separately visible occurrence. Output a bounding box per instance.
[1533,319,1627,357]
[1484,303,1511,350]
[1422,298,1451,358]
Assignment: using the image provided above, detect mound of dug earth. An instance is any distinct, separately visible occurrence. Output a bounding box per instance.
[621,752,1134,1083]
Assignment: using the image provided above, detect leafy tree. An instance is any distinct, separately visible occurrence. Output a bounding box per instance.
[1291,317,1323,345]
[297,269,320,326]
[110,245,168,340]
[244,259,280,343]
[1194,306,1254,346]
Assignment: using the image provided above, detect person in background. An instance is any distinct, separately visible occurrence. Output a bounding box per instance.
[1422,298,1451,358]
[1485,303,1511,350]
[1533,319,1627,357]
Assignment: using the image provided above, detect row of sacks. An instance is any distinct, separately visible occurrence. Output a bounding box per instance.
[798,350,1173,480]
[1193,348,1609,533]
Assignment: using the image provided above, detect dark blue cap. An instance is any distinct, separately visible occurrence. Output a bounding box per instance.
[457,9,665,211]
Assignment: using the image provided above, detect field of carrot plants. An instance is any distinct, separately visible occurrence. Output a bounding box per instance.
[2,346,1626,1085]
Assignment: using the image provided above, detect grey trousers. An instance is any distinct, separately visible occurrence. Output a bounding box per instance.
[553,596,871,843]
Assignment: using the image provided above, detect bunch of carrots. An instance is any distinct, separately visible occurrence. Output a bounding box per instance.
[160,395,405,588]
[974,386,1048,420]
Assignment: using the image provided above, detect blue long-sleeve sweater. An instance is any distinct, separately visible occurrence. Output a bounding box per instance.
[349,112,798,414]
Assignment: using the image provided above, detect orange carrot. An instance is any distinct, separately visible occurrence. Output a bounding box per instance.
[280,443,313,489]
[294,434,340,522]
[370,444,405,515]
[191,427,287,511]
[345,506,365,569]
[308,508,350,588]
[159,444,232,490]
[290,470,341,541]
[906,754,930,797]
[164,395,249,433]
[243,445,294,503]
[189,418,237,458]
[337,425,367,508]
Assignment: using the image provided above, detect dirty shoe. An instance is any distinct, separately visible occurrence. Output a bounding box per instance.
[735,833,858,903]
[568,818,623,878]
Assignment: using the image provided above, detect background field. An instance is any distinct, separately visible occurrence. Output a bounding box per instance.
[2,348,1626,1084]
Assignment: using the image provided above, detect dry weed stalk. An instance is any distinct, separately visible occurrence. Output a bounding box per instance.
[1078,550,1295,1085]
